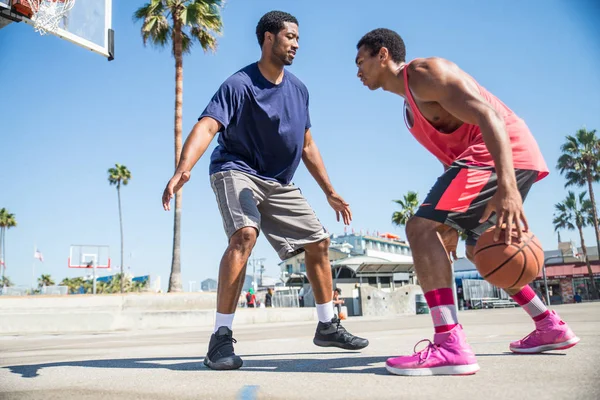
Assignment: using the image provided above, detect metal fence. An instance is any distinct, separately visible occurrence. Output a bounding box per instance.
[462,279,509,301]
[272,287,300,308]
[237,287,301,308]
[40,285,69,295]
[0,286,31,296]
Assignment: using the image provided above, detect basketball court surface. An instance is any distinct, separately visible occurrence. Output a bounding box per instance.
[1,303,598,400]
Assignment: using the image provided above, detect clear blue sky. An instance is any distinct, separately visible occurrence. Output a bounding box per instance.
[1,0,599,291]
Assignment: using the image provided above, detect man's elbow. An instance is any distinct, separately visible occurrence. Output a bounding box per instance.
[302,142,313,158]
[195,118,220,139]
[478,107,503,126]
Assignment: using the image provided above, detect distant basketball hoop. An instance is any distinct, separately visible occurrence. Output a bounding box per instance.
[68,245,110,269]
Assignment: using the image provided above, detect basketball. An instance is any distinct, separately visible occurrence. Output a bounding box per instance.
[473,228,544,290]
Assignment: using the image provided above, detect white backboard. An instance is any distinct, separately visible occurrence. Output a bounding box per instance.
[0,0,113,60]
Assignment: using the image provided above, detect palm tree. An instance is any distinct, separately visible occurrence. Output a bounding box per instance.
[38,274,55,289]
[60,277,77,294]
[553,191,599,299]
[557,128,600,259]
[132,280,148,292]
[0,275,13,287]
[96,281,109,294]
[392,191,468,258]
[108,273,131,294]
[392,191,420,227]
[73,277,86,294]
[108,163,132,294]
[133,0,223,292]
[0,208,17,281]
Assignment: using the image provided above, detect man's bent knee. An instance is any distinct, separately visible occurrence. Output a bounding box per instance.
[304,237,330,256]
[406,217,443,244]
[229,227,258,255]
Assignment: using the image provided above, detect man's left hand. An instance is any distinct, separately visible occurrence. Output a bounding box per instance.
[479,185,528,245]
[327,192,352,225]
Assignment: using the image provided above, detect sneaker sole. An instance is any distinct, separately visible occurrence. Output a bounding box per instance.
[203,356,244,370]
[510,336,580,354]
[386,363,480,376]
[313,338,369,350]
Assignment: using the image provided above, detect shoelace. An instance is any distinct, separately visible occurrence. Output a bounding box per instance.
[210,335,237,358]
[334,320,354,341]
[412,339,437,362]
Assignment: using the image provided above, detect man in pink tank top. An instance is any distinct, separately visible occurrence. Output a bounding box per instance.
[355,28,579,376]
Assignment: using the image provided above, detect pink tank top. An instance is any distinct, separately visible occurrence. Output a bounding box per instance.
[402,62,549,180]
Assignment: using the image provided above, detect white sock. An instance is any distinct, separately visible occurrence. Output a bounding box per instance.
[316,301,335,323]
[214,312,234,333]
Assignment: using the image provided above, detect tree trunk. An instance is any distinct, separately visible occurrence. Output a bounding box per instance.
[0,227,4,282]
[117,182,124,294]
[586,173,600,299]
[577,223,598,299]
[586,172,600,257]
[169,13,184,292]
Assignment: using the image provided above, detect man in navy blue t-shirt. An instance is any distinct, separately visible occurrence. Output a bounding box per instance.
[162,11,368,370]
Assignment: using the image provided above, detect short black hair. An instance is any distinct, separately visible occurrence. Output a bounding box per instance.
[356,28,406,63]
[256,11,298,47]
[334,288,342,294]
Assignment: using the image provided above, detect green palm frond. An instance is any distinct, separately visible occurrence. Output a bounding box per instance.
[181,30,192,54]
[557,128,600,188]
[0,208,17,229]
[0,276,13,287]
[134,0,223,55]
[553,191,593,232]
[38,274,55,288]
[190,26,218,52]
[108,164,132,187]
[392,191,419,227]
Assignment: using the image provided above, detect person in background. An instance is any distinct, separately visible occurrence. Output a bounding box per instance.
[246,288,257,308]
[333,288,344,316]
[265,288,274,307]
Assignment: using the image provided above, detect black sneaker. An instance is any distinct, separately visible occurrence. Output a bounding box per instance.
[313,316,369,350]
[203,326,243,370]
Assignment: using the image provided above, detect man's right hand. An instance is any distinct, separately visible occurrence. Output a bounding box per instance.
[162,171,191,211]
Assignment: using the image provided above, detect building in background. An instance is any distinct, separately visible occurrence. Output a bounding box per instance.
[201,278,218,292]
[279,231,412,282]
[449,242,600,305]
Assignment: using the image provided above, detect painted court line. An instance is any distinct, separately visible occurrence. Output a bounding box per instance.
[237,385,259,400]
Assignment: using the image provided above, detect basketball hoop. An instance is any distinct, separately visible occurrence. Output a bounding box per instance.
[14,0,75,35]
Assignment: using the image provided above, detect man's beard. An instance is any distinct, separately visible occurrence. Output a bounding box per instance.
[273,39,293,66]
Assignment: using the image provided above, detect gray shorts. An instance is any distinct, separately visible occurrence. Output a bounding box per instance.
[210,170,329,260]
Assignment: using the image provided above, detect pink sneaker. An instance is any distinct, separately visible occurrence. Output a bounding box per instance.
[510,311,580,353]
[386,325,480,376]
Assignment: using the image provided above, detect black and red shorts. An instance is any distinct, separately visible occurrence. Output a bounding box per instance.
[415,160,540,246]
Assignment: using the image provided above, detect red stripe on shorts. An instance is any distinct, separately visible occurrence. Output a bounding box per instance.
[435,168,492,213]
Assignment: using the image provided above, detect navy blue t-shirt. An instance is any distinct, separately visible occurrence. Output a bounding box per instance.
[200,63,311,185]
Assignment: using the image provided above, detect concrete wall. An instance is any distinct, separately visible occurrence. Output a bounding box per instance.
[0,293,317,335]
[359,284,423,317]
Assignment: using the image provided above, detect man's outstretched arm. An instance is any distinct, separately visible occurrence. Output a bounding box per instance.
[302,129,352,225]
[162,117,221,210]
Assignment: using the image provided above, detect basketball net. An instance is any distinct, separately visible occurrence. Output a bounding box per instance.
[28,0,75,35]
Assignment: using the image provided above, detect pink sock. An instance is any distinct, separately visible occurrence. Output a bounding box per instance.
[425,288,458,333]
[511,286,550,323]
